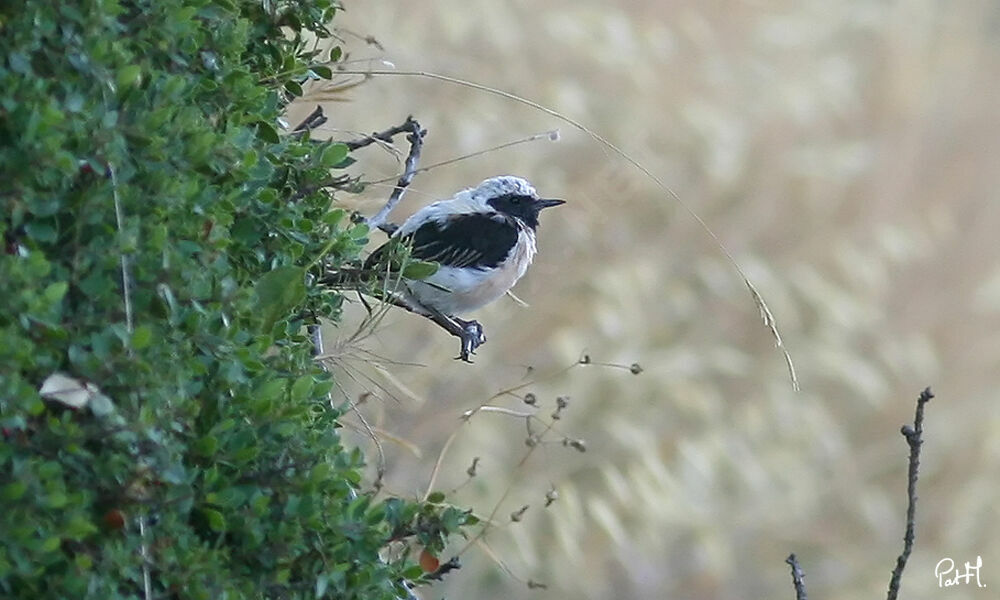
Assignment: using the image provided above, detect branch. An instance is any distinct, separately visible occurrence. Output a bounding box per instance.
[784,387,934,600]
[342,116,422,152]
[109,163,133,337]
[886,386,933,600]
[290,117,425,230]
[357,116,424,234]
[291,105,328,135]
[785,554,808,600]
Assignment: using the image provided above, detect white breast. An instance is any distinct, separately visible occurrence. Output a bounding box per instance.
[404,226,537,316]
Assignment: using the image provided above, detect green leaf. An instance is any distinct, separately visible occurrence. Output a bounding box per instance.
[331,155,356,169]
[322,208,346,226]
[202,508,226,532]
[1,482,27,501]
[256,379,286,402]
[115,65,143,90]
[320,143,349,168]
[291,375,313,402]
[315,574,329,598]
[66,516,98,539]
[131,325,153,349]
[311,65,333,79]
[257,121,280,143]
[88,393,115,417]
[402,260,439,280]
[254,266,306,329]
[39,536,62,554]
[348,223,369,239]
[195,435,218,457]
[24,221,57,242]
[43,281,68,304]
[426,491,445,504]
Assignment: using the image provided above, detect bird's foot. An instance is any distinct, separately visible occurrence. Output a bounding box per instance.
[452,318,486,362]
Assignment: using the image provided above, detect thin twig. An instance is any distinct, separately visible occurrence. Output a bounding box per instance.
[362,130,559,186]
[289,174,355,203]
[291,105,328,135]
[343,116,422,152]
[785,388,934,600]
[363,117,424,233]
[786,554,808,600]
[295,117,426,227]
[310,322,324,356]
[138,516,153,600]
[421,359,583,501]
[109,164,133,335]
[887,387,934,600]
[347,399,386,492]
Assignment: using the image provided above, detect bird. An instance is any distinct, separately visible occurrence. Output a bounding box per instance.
[365,175,565,360]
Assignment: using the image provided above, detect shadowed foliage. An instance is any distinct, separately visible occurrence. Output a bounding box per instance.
[0,1,471,598]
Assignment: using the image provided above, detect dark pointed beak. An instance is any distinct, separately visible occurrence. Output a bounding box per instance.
[535,198,566,210]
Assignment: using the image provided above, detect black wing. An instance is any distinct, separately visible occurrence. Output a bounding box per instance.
[369,213,519,271]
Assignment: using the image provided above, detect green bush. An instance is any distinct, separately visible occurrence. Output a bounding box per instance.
[0,1,470,597]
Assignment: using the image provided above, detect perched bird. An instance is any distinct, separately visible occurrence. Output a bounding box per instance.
[366,175,564,360]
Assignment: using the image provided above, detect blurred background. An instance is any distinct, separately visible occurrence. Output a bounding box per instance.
[291,1,999,598]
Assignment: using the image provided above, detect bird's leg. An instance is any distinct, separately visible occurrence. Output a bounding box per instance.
[451,317,486,362]
[361,289,487,362]
[417,309,485,363]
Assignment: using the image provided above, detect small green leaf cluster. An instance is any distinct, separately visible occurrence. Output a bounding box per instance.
[0,1,469,598]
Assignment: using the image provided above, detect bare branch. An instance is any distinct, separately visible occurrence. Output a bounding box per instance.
[359,116,425,234]
[785,387,934,600]
[138,515,153,600]
[109,164,133,336]
[343,116,422,152]
[291,105,328,135]
[785,552,807,600]
[786,554,808,600]
[887,386,934,600]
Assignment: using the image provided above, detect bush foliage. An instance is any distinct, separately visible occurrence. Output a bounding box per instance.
[1,1,470,597]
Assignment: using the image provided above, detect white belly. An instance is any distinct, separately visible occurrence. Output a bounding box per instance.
[404,230,536,316]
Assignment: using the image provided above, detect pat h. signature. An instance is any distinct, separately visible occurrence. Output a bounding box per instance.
[936,556,985,588]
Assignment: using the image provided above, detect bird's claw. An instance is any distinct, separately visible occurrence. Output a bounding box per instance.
[454,318,486,362]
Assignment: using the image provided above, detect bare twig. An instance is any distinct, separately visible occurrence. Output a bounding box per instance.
[291,105,328,135]
[290,173,355,203]
[138,515,153,600]
[109,164,133,336]
[362,129,559,186]
[294,117,425,228]
[359,117,424,233]
[786,554,808,600]
[343,116,422,153]
[887,386,934,600]
[785,387,934,600]
[346,398,386,492]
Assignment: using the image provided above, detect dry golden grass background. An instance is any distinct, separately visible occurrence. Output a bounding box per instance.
[292,1,1000,598]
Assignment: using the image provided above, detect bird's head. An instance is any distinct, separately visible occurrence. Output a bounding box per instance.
[471,176,565,229]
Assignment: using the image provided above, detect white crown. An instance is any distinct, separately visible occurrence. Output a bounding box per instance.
[468,176,537,202]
